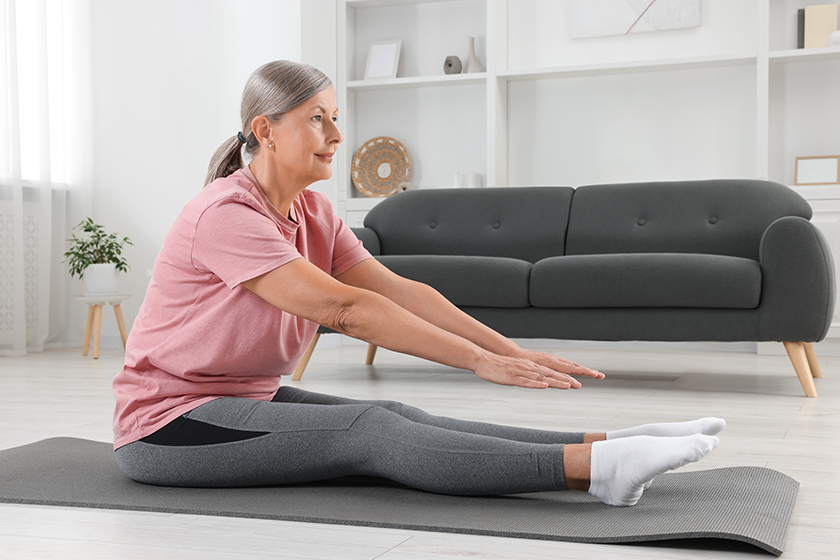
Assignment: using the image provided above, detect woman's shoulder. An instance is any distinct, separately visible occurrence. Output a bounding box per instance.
[192,170,264,213]
[203,169,258,198]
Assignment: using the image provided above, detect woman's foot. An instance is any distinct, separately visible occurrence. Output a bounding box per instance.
[588,434,719,506]
[606,417,725,440]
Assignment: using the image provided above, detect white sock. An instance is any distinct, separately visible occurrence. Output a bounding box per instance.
[606,417,725,440]
[588,434,719,507]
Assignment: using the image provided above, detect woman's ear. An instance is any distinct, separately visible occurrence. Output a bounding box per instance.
[251,115,274,149]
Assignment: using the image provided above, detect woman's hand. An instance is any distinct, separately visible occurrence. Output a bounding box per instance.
[519,349,605,384]
[473,350,605,390]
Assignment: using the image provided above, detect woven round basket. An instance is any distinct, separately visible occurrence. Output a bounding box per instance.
[351,137,411,198]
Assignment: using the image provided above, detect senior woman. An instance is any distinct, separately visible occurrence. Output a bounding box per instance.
[113,61,722,507]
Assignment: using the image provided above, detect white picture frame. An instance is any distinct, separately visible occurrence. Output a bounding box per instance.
[364,40,401,80]
[795,156,840,186]
[571,0,701,39]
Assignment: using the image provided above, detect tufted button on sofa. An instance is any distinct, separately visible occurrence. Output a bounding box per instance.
[294,180,835,397]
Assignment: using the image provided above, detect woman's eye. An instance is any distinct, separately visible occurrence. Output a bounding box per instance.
[312,115,322,122]
[332,116,338,123]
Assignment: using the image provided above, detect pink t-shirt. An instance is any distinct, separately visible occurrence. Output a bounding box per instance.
[112,167,370,449]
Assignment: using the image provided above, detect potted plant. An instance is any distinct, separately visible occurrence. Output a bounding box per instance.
[64,217,133,295]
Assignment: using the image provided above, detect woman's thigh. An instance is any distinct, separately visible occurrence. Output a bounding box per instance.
[117,398,375,487]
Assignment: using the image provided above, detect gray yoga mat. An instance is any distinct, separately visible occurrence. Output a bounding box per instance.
[0,438,798,556]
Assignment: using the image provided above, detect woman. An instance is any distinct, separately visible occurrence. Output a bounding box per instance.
[113,61,722,507]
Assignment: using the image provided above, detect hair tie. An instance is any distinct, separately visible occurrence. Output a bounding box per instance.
[237,131,247,144]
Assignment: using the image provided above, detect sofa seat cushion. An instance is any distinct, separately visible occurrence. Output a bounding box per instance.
[530,253,761,309]
[377,255,532,308]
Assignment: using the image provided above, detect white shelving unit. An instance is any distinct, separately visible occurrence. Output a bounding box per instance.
[332,0,839,212]
[320,0,840,347]
[336,0,493,227]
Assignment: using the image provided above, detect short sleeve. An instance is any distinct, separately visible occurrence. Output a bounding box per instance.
[330,214,371,276]
[192,197,301,288]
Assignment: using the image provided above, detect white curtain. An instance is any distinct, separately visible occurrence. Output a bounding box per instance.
[1,0,89,355]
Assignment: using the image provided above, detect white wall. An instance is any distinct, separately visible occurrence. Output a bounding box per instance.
[300,0,339,207]
[63,0,301,346]
[505,0,760,187]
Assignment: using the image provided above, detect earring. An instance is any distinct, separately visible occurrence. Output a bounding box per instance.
[268,143,274,148]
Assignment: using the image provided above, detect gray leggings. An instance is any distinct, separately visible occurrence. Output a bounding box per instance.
[115,387,585,496]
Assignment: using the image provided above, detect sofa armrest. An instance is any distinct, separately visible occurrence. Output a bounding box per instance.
[759,216,835,341]
[351,227,381,256]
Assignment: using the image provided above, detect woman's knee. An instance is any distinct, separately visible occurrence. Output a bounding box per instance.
[367,399,404,414]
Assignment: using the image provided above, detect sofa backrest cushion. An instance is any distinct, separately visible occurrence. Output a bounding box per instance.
[364,187,575,263]
[565,180,812,261]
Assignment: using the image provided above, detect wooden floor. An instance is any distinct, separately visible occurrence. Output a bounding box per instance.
[1,343,838,559]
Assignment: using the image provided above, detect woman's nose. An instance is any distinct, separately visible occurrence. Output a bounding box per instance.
[331,122,343,144]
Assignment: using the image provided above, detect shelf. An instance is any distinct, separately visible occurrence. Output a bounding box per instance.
[347,73,487,91]
[347,0,461,8]
[499,53,758,81]
[770,46,840,63]
[791,184,840,201]
[346,196,386,211]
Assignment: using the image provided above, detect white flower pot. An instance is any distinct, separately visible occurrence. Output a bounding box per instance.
[83,263,119,295]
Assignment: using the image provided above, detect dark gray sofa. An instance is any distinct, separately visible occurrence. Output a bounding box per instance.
[295,180,835,397]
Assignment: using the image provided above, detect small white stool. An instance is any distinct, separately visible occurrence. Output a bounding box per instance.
[72,294,131,359]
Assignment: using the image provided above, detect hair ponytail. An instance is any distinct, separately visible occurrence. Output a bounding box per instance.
[203,61,332,187]
[204,135,245,186]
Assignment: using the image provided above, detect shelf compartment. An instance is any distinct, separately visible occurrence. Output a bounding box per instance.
[347,82,486,194]
[499,53,758,81]
[506,64,758,187]
[345,0,487,82]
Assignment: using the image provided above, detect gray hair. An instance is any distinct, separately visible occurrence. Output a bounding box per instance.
[204,60,333,186]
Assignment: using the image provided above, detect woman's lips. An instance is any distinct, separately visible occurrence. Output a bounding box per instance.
[316,153,334,163]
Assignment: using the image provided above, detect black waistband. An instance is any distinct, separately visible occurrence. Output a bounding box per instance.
[141,415,269,446]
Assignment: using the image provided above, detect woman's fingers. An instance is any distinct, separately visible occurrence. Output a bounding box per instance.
[476,354,585,390]
[526,350,605,379]
[533,364,579,389]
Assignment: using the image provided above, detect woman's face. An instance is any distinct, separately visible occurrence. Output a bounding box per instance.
[263,86,342,187]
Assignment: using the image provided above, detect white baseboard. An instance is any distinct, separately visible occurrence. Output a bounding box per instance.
[45,336,125,351]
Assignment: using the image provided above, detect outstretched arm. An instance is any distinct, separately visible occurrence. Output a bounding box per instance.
[242,258,600,389]
[335,258,604,387]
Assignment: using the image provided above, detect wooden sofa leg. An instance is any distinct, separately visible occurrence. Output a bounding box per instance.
[292,333,321,381]
[365,343,378,365]
[783,341,818,398]
[804,342,823,378]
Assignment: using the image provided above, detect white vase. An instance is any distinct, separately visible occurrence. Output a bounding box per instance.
[464,36,485,73]
[83,263,119,295]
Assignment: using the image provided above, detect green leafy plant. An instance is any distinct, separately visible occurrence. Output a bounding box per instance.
[63,218,133,279]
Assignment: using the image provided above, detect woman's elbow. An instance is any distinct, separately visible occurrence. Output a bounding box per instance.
[319,292,374,338]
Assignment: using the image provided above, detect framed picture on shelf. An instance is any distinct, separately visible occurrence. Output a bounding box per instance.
[795,156,840,186]
[364,40,401,80]
[570,0,701,39]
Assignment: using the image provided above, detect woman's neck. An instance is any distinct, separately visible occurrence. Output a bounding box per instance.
[247,157,305,219]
